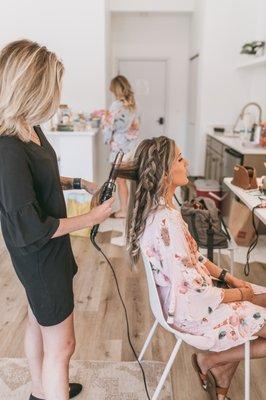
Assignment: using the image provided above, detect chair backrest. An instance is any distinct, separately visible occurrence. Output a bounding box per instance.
[141,251,173,332]
[141,251,215,350]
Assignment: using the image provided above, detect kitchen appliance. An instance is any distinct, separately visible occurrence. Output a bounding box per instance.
[223,148,244,178]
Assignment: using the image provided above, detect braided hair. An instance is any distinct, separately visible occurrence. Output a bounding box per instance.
[116,136,176,264]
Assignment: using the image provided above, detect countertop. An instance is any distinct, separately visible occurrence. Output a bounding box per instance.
[44,128,99,137]
[208,132,266,155]
[224,177,266,225]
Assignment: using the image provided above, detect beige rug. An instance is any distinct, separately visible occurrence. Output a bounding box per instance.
[0,358,173,400]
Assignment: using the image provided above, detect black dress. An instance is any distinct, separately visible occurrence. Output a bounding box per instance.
[0,126,78,326]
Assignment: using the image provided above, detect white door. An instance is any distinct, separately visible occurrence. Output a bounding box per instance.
[118,59,167,140]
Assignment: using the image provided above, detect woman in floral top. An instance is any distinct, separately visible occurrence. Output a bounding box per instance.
[102,75,139,218]
[113,136,266,400]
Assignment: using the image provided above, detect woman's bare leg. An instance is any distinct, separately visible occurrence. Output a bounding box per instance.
[41,312,76,400]
[197,324,266,399]
[114,177,128,218]
[207,361,239,399]
[25,306,45,399]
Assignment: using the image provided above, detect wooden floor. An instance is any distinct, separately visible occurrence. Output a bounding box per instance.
[0,230,266,399]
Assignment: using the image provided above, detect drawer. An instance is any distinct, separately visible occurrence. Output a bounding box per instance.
[210,137,223,155]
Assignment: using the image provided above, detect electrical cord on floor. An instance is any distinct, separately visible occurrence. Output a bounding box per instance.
[244,205,260,276]
[90,236,151,400]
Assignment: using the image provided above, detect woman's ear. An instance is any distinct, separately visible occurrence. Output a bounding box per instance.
[164,173,170,185]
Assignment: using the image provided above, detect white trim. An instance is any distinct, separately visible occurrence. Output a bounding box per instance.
[109,0,195,13]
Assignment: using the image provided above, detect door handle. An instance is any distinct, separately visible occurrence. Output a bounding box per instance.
[224,147,242,157]
[157,117,164,125]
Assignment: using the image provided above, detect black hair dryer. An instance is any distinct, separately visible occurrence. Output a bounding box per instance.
[90,151,124,242]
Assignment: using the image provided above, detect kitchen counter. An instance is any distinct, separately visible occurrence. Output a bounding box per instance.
[45,128,99,137]
[208,132,266,155]
[224,177,266,225]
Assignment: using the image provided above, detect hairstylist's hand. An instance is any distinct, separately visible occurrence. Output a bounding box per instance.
[82,179,99,195]
[88,197,114,226]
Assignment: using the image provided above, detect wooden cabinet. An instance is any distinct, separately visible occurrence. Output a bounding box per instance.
[205,136,224,183]
[205,134,266,183]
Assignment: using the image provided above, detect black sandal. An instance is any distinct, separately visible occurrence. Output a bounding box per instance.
[29,382,83,399]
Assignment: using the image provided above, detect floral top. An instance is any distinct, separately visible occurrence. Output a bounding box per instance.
[102,100,139,163]
[140,207,266,351]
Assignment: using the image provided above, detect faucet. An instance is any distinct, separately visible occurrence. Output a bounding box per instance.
[233,102,262,133]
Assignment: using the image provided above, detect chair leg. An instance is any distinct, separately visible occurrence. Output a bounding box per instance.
[245,341,250,400]
[152,338,182,400]
[138,320,158,362]
[229,249,234,275]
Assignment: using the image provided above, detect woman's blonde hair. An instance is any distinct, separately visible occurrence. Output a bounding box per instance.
[0,39,64,141]
[110,75,136,111]
[92,136,176,264]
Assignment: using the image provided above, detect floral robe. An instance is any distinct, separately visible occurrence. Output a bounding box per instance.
[140,207,266,352]
[102,100,139,163]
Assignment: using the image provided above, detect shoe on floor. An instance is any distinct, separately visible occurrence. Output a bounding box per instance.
[29,382,83,399]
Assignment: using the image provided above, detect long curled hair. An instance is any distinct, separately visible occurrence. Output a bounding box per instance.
[110,75,136,111]
[116,136,176,264]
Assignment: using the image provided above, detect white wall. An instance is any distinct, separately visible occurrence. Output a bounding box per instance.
[110,0,195,13]
[189,0,206,57]
[111,13,190,149]
[249,0,266,117]
[0,0,107,112]
[188,0,262,175]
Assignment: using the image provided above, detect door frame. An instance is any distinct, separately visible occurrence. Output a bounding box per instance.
[115,57,169,136]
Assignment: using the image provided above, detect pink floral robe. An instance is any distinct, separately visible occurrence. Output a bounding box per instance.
[140,207,266,352]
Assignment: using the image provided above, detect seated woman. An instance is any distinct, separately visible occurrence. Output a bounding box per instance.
[114,136,266,400]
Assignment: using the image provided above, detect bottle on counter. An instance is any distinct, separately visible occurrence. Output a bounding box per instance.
[260,122,266,147]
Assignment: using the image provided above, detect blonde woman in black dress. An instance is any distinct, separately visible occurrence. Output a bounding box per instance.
[0,40,114,400]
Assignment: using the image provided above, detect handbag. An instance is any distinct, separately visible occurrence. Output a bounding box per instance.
[181,197,230,261]
[231,165,258,190]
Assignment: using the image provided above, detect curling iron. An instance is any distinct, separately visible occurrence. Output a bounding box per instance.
[90,150,124,242]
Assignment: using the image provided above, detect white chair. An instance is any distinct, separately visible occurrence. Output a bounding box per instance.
[140,252,252,400]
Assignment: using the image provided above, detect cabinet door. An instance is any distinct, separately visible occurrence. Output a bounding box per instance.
[210,152,219,182]
[205,147,212,179]
[210,152,218,180]
[211,137,223,155]
[205,145,224,183]
[216,153,224,184]
[59,136,94,181]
